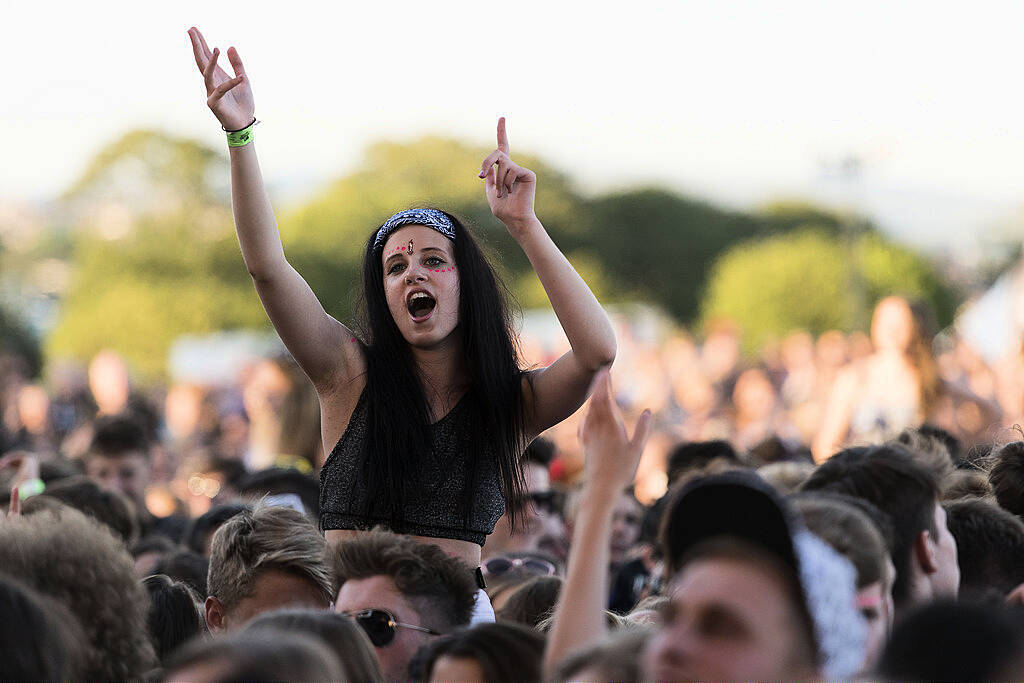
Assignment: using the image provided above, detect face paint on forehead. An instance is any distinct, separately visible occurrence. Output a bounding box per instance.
[385,244,407,259]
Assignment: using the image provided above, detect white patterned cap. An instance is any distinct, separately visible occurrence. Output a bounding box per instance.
[662,470,867,679]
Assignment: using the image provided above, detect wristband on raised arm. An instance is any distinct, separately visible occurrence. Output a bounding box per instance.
[224,118,258,147]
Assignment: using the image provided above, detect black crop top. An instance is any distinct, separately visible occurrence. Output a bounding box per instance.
[318,390,505,545]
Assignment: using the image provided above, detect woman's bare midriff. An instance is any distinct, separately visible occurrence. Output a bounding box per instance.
[325,528,482,567]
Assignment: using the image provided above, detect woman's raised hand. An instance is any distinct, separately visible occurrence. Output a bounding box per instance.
[479,117,538,233]
[578,370,653,497]
[188,27,254,131]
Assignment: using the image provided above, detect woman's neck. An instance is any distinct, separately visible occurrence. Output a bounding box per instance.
[410,336,469,403]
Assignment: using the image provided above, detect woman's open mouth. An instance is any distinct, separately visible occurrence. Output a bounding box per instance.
[407,291,437,322]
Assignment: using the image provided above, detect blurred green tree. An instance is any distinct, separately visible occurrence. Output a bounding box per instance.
[584,189,774,320]
[47,131,262,379]
[0,303,42,378]
[700,228,958,351]
[278,136,586,322]
[47,133,587,378]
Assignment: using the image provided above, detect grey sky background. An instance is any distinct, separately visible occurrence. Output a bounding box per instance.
[6,0,1024,254]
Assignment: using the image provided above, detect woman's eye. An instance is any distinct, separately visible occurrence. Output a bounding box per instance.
[388,263,405,275]
[425,257,444,266]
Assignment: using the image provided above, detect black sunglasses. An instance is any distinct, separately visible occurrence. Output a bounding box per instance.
[344,608,440,647]
[482,556,557,577]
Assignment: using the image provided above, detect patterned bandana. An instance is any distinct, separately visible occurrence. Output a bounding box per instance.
[373,209,456,252]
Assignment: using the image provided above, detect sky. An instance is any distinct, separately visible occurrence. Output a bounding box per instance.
[6,0,1024,254]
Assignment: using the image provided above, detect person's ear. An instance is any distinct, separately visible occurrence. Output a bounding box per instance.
[914,529,939,575]
[205,596,227,633]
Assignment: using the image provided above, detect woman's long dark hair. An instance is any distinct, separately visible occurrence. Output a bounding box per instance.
[355,210,528,530]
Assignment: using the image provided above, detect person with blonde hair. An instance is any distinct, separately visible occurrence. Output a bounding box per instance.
[205,504,333,632]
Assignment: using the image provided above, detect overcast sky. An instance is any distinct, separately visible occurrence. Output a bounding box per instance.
[6,0,1024,253]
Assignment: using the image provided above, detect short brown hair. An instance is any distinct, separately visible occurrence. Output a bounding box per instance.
[793,495,888,589]
[333,529,477,631]
[207,504,333,610]
[87,414,150,460]
[24,476,138,543]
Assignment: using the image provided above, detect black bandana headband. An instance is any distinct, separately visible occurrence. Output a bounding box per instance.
[373,209,456,252]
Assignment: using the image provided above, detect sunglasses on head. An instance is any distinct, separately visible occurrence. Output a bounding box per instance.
[482,556,557,577]
[343,608,440,647]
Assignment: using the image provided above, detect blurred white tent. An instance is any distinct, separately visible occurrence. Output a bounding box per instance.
[957,261,1024,365]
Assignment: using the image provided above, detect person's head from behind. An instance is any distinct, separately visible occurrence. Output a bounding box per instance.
[944,498,1024,599]
[877,600,1024,681]
[243,609,383,683]
[666,440,739,485]
[162,630,343,682]
[235,467,319,523]
[409,622,546,683]
[83,413,151,512]
[555,628,652,683]
[989,441,1024,518]
[23,476,139,544]
[793,494,894,672]
[205,504,333,633]
[649,471,867,682]
[332,529,477,681]
[0,574,86,680]
[185,502,250,557]
[801,444,958,612]
[0,508,154,678]
[154,549,210,597]
[494,575,562,629]
[143,574,204,664]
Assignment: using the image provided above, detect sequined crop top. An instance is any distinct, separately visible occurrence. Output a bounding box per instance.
[318,390,505,546]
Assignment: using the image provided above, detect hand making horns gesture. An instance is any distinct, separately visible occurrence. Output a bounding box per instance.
[479,118,538,233]
[188,27,255,132]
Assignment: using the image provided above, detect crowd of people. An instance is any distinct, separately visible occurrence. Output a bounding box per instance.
[3,304,1024,679]
[5,22,1024,681]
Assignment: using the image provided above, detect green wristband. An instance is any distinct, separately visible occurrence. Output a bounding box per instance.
[226,119,257,147]
[18,478,45,499]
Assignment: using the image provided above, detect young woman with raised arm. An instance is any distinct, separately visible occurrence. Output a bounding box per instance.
[187,28,616,571]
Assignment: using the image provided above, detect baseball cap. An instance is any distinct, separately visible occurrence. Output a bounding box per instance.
[660,470,867,679]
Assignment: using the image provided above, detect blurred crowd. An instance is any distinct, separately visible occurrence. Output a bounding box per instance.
[4,294,1024,680]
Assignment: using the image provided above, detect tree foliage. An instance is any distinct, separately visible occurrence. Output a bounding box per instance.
[45,128,962,379]
[584,189,773,320]
[0,303,42,378]
[278,137,586,322]
[701,229,958,351]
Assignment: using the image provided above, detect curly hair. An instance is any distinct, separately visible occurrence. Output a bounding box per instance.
[0,508,155,679]
[333,529,477,631]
